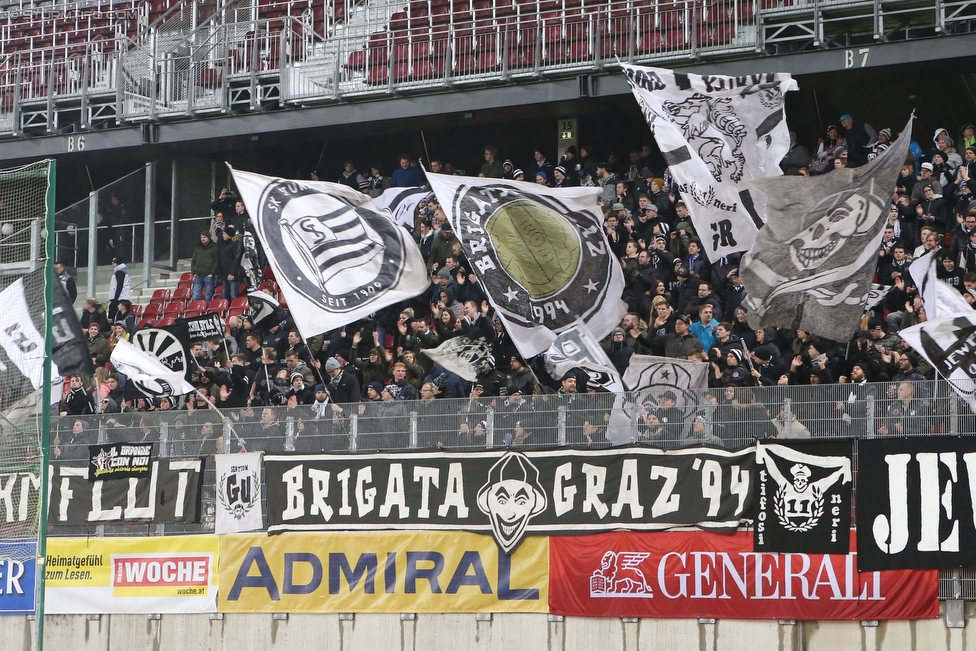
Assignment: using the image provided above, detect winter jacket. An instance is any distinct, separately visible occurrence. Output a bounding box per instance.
[191,239,219,277]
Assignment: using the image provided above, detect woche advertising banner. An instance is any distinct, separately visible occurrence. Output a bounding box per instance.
[45,536,219,614]
[549,531,938,620]
[218,531,548,613]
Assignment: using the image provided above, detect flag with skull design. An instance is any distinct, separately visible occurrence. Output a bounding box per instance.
[739,116,912,343]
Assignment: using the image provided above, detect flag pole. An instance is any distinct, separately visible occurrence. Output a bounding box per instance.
[192,388,247,451]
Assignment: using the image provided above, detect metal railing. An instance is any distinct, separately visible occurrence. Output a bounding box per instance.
[1,0,975,134]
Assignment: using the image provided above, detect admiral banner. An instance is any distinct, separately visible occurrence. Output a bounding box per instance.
[45,536,219,614]
[265,447,756,553]
[218,531,547,613]
[857,436,976,570]
[87,442,153,481]
[754,441,852,554]
[0,542,37,615]
[549,531,938,620]
[49,458,205,525]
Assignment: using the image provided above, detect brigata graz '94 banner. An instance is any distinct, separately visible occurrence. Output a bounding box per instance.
[45,536,219,614]
[549,531,938,620]
[857,436,976,570]
[219,531,548,613]
[265,447,755,553]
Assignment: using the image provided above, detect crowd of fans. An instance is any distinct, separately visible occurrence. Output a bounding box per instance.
[55,114,976,452]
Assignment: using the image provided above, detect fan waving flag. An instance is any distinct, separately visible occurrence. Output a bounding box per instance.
[621,64,797,258]
[110,339,195,398]
[909,250,972,318]
[230,167,429,338]
[426,172,626,358]
[739,116,913,343]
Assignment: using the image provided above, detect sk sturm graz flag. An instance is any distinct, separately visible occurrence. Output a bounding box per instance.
[753,441,852,554]
[426,173,627,358]
[247,290,282,329]
[230,167,429,338]
[0,269,94,404]
[132,319,192,384]
[739,116,912,342]
[621,64,797,258]
[110,339,195,399]
[900,311,976,411]
[372,186,431,230]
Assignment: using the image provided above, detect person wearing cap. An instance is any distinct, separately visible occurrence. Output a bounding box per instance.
[552,165,574,188]
[507,355,538,397]
[475,354,508,397]
[338,160,366,191]
[605,327,634,375]
[286,372,314,405]
[838,113,874,167]
[868,127,893,162]
[107,256,131,321]
[527,148,553,186]
[512,168,525,181]
[480,145,504,179]
[114,300,136,335]
[712,348,752,388]
[535,170,549,186]
[780,130,810,175]
[911,161,943,207]
[502,159,515,179]
[750,344,788,386]
[916,182,950,230]
[324,355,360,408]
[640,312,703,359]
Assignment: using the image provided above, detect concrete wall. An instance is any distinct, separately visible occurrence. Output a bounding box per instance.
[2,604,974,651]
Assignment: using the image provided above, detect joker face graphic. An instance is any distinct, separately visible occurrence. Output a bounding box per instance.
[477,452,547,553]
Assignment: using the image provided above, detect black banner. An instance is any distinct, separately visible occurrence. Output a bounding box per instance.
[181,313,223,342]
[857,436,976,570]
[87,443,153,481]
[754,441,853,554]
[49,458,205,525]
[266,446,756,553]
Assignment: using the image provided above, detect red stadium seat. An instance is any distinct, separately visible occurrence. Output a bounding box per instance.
[130,304,144,318]
[227,307,248,319]
[173,287,192,301]
[143,303,163,320]
[214,284,224,297]
[187,299,208,313]
[151,288,172,302]
[156,317,177,327]
[136,318,155,330]
[180,272,192,283]
[165,299,186,314]
[230,296,250,310]
[209,298,229,314]
[184,310,204,319]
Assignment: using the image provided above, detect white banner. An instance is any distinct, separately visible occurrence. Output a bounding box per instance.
[909,250,972,318]
[214,453,264,534]
[900,312,976,412]
[372,186,431,229]
[110,339,195,397]
[426,172,626,358]
[422,334,493,382]
[230,168,429,338]
[621,64,797,258]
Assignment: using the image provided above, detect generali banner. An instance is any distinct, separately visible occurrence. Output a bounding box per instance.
[549,531,938,620]
[218,531,548,613]
[45,536,219,614]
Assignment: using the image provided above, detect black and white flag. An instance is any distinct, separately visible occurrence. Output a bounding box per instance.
[857,436,976,570]
[909,250,971,319]
[247,290,282,328]
[181,313,224,342]
[426,173,627,358]
[900,311,976,411]
[621,355,710,444]
[0,269,93,404]
[422,334,493,382]
[214,452,263,534]
[110,339,195,398]
[754,441,852,554]
[739,117,912,342]
[132,320,192,384]
[372,186,431,230]
[230,168,429,338]
[621,64,797,258]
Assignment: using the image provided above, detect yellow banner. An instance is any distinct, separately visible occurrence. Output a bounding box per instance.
[46,536,219,613]
[219,531,548,613]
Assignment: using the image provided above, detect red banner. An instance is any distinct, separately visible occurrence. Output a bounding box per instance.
[549,531,938,620]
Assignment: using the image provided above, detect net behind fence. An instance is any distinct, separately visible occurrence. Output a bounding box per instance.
[0,160,54,565]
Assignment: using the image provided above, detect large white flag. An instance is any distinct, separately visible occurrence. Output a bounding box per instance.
[621,64,797,258]
[230,167,429,337]
[372,186,431,230]
[909,250,972,318]
[426,172,627,358]
[900,312,976,411]
[422,334,493,382]
[214,452,264,534]
[110,339,195,397]
[739,117,913,342]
